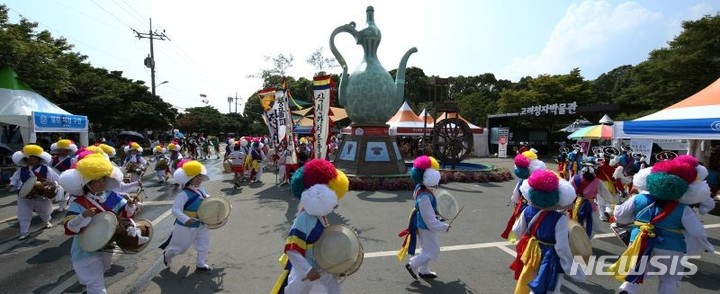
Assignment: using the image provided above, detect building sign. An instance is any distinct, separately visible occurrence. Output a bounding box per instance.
[520,102,577,116]
[489,101,579,118]
[33,111,88,132]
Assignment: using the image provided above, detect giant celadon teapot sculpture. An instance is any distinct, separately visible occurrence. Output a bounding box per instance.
[330,6,417,126]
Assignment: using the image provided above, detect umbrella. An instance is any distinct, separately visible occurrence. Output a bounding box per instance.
[567,124,613,139]
[118,131,145,143]
[558,119,592,133]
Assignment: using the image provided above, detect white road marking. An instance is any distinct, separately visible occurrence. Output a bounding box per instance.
[365,223,720,258]
[495,244,516,256]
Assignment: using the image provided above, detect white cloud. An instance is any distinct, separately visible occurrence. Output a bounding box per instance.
[498,0,666,81]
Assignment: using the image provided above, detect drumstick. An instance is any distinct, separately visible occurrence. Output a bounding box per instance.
[447,206,464,227]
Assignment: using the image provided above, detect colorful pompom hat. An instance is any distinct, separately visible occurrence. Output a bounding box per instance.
[513,150,546,180]
[519,169,575,209]
[646,158,696,201]
[12,144,52,166]
[290,159,349,217]
[95,143,117,158]
[59,153,123,195]
[50,139,78,153]
[661,155,711,204]
[173,160,210,187]
[153,145,167,154]
[409,155,441,187]
[123,142,143,153]
[167,142,181,152]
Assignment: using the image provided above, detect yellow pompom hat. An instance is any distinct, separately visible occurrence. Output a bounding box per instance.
[173,160,210,186]
[12,144,52,166]
[167,142,181,152]
[51,139,78,153]
[96,143,117,157]
[58,153,123,195]
[153,145,166,154]
[123,142,144,153]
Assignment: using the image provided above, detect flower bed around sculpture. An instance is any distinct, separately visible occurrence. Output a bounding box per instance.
[347,168,514,191]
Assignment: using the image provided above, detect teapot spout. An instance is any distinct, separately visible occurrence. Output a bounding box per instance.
[395,47,418,101]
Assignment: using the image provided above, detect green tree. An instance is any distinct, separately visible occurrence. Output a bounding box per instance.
[616,13,720,119]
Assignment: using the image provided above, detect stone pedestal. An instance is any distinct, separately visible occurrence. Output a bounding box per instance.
[333,126,407,176]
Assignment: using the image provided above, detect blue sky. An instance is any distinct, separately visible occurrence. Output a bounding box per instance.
[3,0,719,113]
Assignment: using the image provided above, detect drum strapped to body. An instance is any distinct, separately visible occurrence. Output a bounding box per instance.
[435,189,459,221]
[197,196,232,229]
[568,219,592,263]
[19,176,57,200]
[313,225,364,277]
[156,158,169,170]
[78,211,153,254]
[223,160,232,173]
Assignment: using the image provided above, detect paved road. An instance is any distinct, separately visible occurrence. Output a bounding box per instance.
[0,156,719,294]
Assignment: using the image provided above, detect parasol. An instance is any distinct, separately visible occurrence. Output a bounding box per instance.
[118,131,145,143]
[567,124,613,139]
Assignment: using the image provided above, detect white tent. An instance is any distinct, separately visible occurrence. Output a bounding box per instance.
[386,101,434,136]
[0,67,89,148]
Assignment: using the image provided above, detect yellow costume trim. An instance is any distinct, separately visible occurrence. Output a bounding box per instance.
[514,237,542,294]
[571,197,583,222]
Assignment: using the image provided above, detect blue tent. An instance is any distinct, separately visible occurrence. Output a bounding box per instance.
[616,78,720,140]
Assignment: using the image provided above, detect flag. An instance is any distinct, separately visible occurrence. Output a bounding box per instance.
[274,89,287,146]
[258,88,276,112]
[258,88,278,143]
[313,75,332,159]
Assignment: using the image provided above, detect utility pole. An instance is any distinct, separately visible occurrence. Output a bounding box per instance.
[133,18,169,97]
[235,92,239,113]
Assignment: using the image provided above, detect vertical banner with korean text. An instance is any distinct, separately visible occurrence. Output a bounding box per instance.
[497,127,509,158]
[258,88,278,143]
[313,75,332,159]
[274,90,287,146]
[282,87,298,165]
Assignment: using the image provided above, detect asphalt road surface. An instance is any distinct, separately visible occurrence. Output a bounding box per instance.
[0,157,719,294]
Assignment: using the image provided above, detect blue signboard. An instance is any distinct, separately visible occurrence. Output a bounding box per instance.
[33,111,88,132]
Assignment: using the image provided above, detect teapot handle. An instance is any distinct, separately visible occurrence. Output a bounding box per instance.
[329,22,359,77]
[329,22,359,107]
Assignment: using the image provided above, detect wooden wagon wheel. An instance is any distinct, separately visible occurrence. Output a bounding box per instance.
[432,117,474,165]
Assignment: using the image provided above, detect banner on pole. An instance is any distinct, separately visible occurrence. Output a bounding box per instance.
[258,88,279,144]
[313,75,332,159]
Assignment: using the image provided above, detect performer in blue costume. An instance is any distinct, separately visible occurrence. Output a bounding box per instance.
[397,155,449,280]
[566,146,584,178]
[509,169,585,293]
[271,159,349,294]
[611,156,712,294]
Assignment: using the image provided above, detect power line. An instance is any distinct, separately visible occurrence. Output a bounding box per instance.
[119,0,150,25]
[6,7,135,66]
[110,0,148,30]
[89,0,136,29]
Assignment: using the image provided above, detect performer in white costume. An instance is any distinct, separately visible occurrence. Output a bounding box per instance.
[9,144,59,240]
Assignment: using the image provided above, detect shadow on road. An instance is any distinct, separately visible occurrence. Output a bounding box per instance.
[151,266,226,293]
[406,278,478,293]
[356,190,408,203]
[26,238,71,264]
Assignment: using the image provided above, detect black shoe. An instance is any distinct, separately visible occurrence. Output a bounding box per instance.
[196,265,213,272]
[163,251,169,267]
[603,212,611,222]
[419,273,438,279]
[404,263,418,280]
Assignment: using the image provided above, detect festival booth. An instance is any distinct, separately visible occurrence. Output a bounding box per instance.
[614,77,720,162]
[0,66,89,149]
[387,101,434,136]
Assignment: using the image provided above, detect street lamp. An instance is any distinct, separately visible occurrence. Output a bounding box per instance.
[157,80,169,87]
